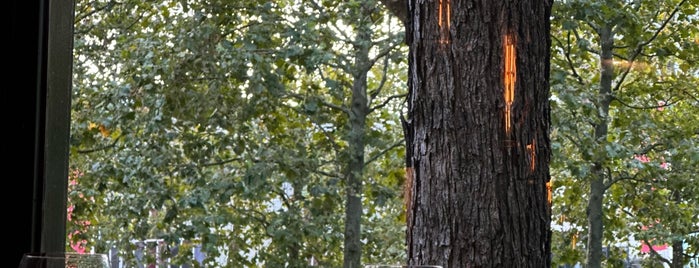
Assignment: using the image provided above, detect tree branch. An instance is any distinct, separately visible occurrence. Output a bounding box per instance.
[620,208,636,218]
[237,208,270,229]
[605,172,639,190]
[552,33,585,85]
[76,133,124,154]
[271,188,293,211]
[201,157,244,167]
[310,119,342,158]
[682,88,699,104]
[611,95,677,110]
[613,0,687,92]
[561,132,584,151]
[369,47,392,105]
[585,20,599,33]
[637,142,665,155]
[684,251,698,260]
[312,169,343,179]
[643,238,673,266]
[369,93,407,113]
[74,0,118,22]
[580,46,629,61]
[364,139,404,167]
[285,91,350,114]
[222,22,262,38]
[367,38,402,71]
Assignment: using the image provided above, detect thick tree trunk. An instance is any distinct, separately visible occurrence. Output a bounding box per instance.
[405,1,552,267]
[586,25,614,268]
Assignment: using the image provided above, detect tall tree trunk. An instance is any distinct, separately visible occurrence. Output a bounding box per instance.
[290,181,304,265]
[671,190,684,268]
[586,24,614,268]
[343,3,372,267]
[405,1,552,267]
[671,239,684,268]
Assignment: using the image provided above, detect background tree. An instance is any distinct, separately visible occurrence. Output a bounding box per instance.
[549,0,699,267]
[70,0,408,266]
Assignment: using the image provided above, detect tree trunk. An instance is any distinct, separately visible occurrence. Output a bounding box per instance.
[586,25,614,268]
[586,175,605,268]
[671,190,684,268]
[343,3,372,267]
[671,240,683,268]
[405,1,552,267]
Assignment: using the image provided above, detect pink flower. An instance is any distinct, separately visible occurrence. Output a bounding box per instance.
[67,205,74,221]
[635,154,650,163]
[657,101,666,111]
[660,162,668,169]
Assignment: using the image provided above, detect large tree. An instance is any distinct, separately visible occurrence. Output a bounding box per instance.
[384,0,553,267]
[549,0,699,267]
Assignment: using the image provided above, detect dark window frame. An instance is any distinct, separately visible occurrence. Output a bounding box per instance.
[10,0,75,263]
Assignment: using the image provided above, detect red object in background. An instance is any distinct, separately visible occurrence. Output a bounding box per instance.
[641,242,668,253]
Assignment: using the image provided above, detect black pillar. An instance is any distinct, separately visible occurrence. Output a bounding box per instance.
[9,0,75,264]
[9,0,44,263]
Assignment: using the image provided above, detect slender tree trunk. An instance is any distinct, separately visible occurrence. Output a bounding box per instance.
[405,1,552,267]
[671,240,683,268]
[671,190,684,268]
[586,24,614,268]
[586,176,605,268]
[290,181,304,265]
[343,3,372,267]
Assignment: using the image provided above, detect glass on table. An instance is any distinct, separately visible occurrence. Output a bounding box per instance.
[18,252,110,268]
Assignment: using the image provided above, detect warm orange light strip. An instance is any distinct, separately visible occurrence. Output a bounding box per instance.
[546,181,552,205]
[437,0,451,28]
[526,137,536,172]
[438,0,443,28]
[437,0,451,43]
[504,34,516,136]
[446,0,450,29]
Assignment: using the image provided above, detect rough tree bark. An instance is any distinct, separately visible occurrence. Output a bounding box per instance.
[397,0,552,267]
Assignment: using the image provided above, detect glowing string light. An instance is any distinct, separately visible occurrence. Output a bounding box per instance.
[526,138,536,172]
[503,34,516,136]
[437,0,451,43]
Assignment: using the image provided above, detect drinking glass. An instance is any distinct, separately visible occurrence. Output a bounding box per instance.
[18,252,110,268]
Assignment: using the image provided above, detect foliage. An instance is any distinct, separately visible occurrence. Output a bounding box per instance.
[69,0,408,266]
[69,0,699,266]
[550,0,699,266]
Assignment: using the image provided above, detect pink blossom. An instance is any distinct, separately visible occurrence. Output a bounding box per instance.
[635,154,650,163]
[67,205,74,221]
[657,101,666,111]
[641,242,668,253]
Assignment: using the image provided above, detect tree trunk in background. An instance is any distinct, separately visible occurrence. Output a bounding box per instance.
[671,190,684,268]
[343,2,372,268]
[405,1,552,267]
[586,25,614,268]
[671,240,684,268]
